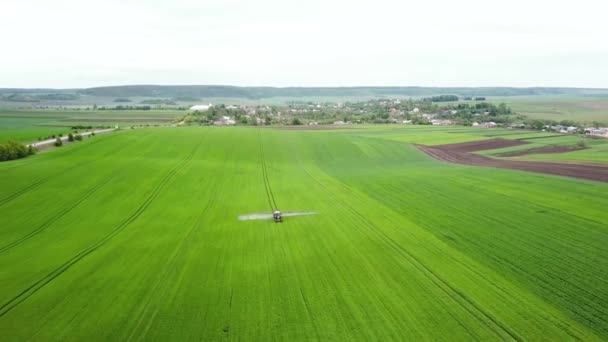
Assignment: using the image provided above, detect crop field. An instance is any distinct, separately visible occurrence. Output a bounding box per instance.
[0,109,178,143]
[468,134,608,164]
[490,96,608,124]
[1,126,608,340]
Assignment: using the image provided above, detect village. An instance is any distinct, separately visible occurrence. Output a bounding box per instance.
[184,98,608,138]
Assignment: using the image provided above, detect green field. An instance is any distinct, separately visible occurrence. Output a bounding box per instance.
[1,126,608,340]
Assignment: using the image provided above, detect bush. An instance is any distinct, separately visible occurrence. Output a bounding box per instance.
[54,138,63,147]
[291,118,303,125]
[0,141,30,162]
[68,133,75,142]
[75,134,83,141]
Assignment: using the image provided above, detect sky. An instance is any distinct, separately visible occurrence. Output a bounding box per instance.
[1,0,607,88]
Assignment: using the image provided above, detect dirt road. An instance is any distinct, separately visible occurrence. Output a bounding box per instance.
[28,128,116,149]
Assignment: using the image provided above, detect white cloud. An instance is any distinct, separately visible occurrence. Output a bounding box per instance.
[0,0,607,88]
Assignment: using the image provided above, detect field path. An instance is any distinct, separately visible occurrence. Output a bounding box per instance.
[27,128,116,149]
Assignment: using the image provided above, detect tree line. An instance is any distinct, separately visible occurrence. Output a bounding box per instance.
[0,141,35,162]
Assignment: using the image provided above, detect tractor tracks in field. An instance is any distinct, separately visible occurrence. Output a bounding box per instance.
[126,188,216,341]
[0,132,133,208]
[257,129,278,211]
[0,139,203,319]
[0,177,113,254]
[0,179,49,207]
[296,161,522,341]
[126,142,235,341]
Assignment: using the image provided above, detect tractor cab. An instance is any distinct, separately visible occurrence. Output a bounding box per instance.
[273,210,282,223]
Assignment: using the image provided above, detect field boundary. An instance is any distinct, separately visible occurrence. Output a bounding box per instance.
[295,159,521,340]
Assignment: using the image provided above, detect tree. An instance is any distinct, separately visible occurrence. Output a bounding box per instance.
[0,141,28,161]
[497,103,509,115]
[576,139,588,148]
[54,138,63,147]
[68,133,74,142]
[291,118,303,125]
[531,120,545,130]
[75,134,83,141]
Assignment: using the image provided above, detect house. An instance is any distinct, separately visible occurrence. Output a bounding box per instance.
[213,116,236,126]
[431,119,454,126]
[477,122,497,128]
[190,103,213,112]
[586,128,608,137]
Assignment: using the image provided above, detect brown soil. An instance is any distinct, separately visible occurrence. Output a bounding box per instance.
[497,146,587,157]
[580,101,608,109]
[60,118,173,123]
[432,139,528,153]
[417,141,608,183]
[273,125,360,131]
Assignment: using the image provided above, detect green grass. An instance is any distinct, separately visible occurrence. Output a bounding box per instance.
[1,127,608,340]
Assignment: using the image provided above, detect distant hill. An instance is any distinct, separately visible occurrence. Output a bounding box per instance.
[2,85,608,100]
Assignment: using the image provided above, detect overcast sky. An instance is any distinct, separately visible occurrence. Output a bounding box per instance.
[1,0,607,88]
